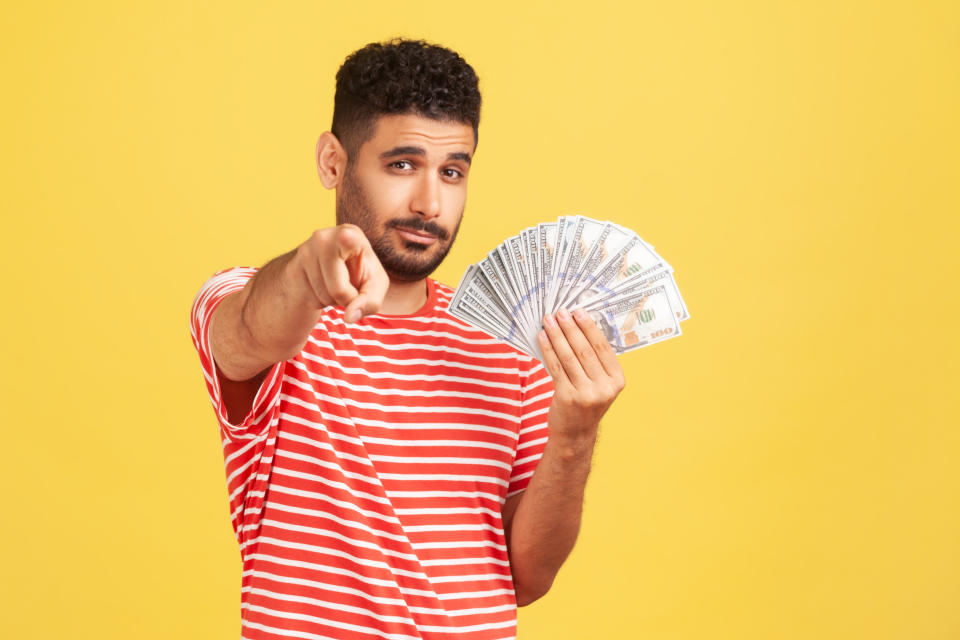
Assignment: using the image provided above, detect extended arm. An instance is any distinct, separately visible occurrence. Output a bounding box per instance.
[208,225,389,421]
[503,307,625,606]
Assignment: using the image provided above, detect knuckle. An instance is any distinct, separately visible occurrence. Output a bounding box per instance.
[312,228,338,254]
[297,239,317,265]
[311,227,331,245]
[336,223,364,241]
[574,389,594,404]
[292,242,309,267]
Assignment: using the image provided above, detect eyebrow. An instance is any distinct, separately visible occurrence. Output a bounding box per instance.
[379,146,472,165]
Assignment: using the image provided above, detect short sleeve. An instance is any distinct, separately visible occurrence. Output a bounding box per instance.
[507,358,555,497]
[189,266,286,442]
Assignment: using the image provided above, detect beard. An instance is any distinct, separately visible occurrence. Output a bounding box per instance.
[336,166,463,282]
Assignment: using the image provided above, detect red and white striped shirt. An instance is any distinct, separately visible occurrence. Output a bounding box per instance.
[189,266,554,640]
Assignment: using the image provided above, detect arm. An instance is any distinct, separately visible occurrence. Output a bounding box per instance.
[209,225,389,420]
[503,307,625,606]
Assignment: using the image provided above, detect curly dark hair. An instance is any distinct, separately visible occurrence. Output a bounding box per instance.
[332,38,482,160]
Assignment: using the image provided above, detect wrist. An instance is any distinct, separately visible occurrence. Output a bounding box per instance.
[549,427,598,462]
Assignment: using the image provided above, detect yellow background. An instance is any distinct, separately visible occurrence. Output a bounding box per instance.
[2,1,958,638]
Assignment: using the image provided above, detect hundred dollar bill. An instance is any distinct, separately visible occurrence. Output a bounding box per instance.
[554,219,609,309]
[461,294,536,356]
[451,264,508,320]
[519,228,535,320]
[566,233,668,307]
[462,280,515,332]
[547,216,582,310]
[537,221,558,321]
[463,271,544,361]
[490,249,530,330]
[525,228,543,323]
[556,221,634,309]
[448,263,480,316]
[478,255,528,340]
[455,305,535,357]
[552,216,591,308]
[454,292,506,334]
[587,284,681,353]
[577,261,690,321]
[506,234,538,332]
[494,243,534,335]
[451,217,686,361]
[471,269,512,316]
[450,267,535,352]
[573,260,666,306]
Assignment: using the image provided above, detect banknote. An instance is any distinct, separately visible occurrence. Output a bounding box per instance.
[449,217,688,361]
[586,285,681,352]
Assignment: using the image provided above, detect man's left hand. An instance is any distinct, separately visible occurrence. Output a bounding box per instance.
[538,307,626,444]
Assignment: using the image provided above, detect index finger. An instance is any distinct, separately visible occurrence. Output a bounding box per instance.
[347,244,390,320]
[334,226,389,321]
[318,229,361,310]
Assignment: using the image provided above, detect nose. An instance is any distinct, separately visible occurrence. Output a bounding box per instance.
[410,172,441,220]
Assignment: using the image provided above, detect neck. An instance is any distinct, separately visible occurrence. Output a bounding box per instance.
[379,277,429,315]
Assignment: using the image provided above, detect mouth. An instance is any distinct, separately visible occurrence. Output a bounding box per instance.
[394,226,438,246]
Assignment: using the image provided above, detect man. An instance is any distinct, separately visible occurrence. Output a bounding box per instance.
[190,38,625,639]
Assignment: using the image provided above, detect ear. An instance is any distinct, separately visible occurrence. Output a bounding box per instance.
[316,131,348,189]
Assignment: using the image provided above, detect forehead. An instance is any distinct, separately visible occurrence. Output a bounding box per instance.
[361,113,475,156]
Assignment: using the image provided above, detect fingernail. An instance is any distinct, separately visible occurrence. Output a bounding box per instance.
[538,330,547,342]
[574,307,587,320]
[543,314,557,328]
[558,308,571,321]
[347,309,362,323]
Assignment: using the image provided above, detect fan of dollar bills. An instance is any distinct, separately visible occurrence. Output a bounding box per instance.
[449,216,689,361]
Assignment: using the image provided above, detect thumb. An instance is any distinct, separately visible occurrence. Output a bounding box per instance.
[343,293,370,324]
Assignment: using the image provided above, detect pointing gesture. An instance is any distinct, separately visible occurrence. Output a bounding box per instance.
[294,224,391,322]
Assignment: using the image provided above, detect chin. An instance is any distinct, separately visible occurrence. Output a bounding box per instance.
[400,241,430,253]
[384,251,446,281]
[373,233,455,282]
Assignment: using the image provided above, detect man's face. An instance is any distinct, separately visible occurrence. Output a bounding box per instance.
[336,113,475,282]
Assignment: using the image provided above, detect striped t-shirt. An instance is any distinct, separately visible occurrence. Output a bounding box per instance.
[189,266,554,640]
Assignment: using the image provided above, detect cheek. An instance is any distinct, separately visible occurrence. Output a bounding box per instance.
[443,184,468,216]
[371,179,414,218]
[351,163,409,218]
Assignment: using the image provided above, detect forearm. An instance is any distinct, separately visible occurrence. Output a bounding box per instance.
[506,428,597,605]
[210,248,321,381]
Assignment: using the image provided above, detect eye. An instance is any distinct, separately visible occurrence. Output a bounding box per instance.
[390,160,414,171]
[442,167,464,179]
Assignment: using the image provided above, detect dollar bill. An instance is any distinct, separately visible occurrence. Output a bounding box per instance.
[587,285,681,353]
[448,217,687,362]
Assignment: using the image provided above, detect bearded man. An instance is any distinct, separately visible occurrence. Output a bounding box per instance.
[189,38,625,640]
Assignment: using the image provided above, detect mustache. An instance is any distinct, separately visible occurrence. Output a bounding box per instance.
[386,218,450,241]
